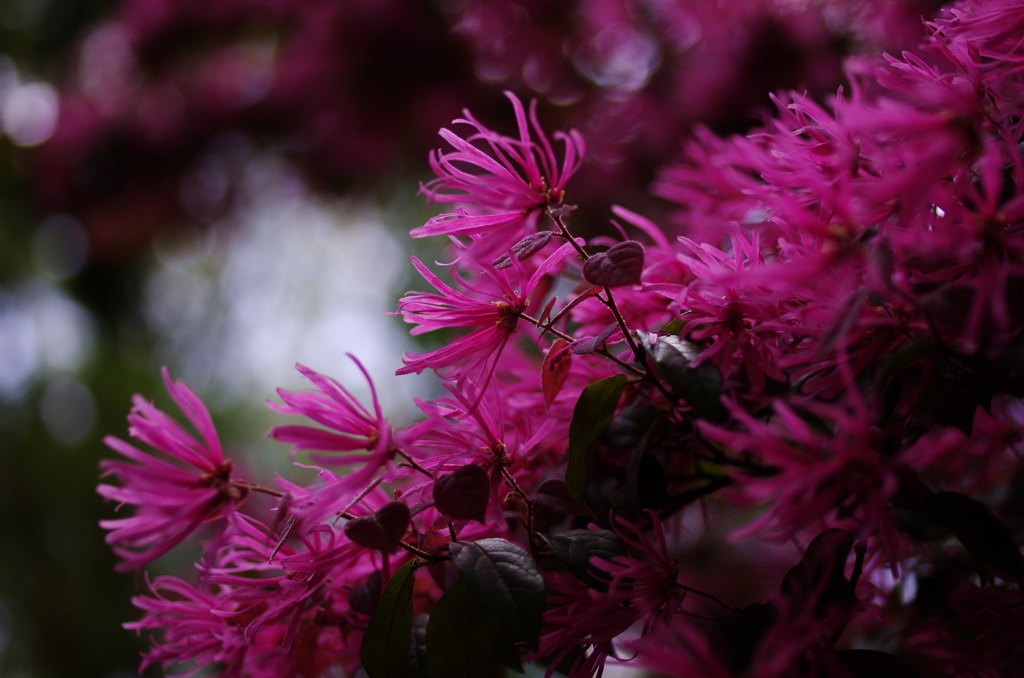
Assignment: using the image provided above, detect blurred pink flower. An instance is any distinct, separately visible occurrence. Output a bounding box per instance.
[98,368,243,571]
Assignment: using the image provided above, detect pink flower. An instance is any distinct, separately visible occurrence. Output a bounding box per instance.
[98,367,243,571]
[269,357,409,525]
[412,91,585,241]
[537,515,694,678]
[269,357,393,466]
[396,241,578,380]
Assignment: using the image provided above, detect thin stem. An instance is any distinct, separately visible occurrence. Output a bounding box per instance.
[600,289,642,361]
[548,214,675,400]
[519,312,574,343]
[677,584,735,612]
[231,480,285,497]
[395,448,433,477]
[519,310,648,378]
[551,213,589,261]
[500,467,534,535]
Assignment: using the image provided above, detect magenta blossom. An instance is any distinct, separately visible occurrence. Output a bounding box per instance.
[269,357,409,525]
[269,357,393,466]
[396,240,578,380]
[413,91,585,242]
[98,367,243,571]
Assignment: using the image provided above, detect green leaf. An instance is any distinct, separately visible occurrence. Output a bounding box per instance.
[448,538,546,649]
[835,649,922,677]
[661,317,684,336]
[426,579,508,678]
[639,335,726,423]
[566,374,628,503]
[361,561,417,678]
[539,529,626,591]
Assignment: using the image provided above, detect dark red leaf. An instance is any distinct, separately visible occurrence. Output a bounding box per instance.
[571,323,618,355]
[433,464,490,522]
[492,231,554,269]
[344,501,411,553]
[582,240,644,287]
[542,339,573,408]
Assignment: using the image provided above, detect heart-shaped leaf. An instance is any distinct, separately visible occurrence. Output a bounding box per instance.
[532,479,587,515]
[571,323,618,355]
[360,561,416,678]
[542,339,573,409]
[540,529,626,590]
[449,538,546,649]
[492,231,554,269]
[344,501,411,553]
[433,464,490,522]
[582,240,644,287]
[348,570,383,615]
[566,374,628,503]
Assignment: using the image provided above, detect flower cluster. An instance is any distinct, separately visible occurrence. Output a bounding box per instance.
[99,1,1024,675]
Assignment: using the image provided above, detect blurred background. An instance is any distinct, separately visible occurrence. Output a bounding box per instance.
[0,0,944,675]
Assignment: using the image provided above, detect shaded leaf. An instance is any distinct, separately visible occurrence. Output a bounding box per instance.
[539,529,626,590]
[915,375,978,437]
[433,465,490,522]
[565,374,629,503]
[348,570,383,615]
[407,613,429,678]
[345,501,411,553]
[448,538,546,648]
[640,335,726,423]
[779,529,855,617]
[542,339,573,409]
[605,400,658,448]
[611,417,668,518]
[361,561,416,678]
[532,479,587,516]
[493,231,554,269]
[926,491,1024,583]
[835,649,922,677]
[708,602,777,673]
[426,579,505,678]
[582,241,645,287]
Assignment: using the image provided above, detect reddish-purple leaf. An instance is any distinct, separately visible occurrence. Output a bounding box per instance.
[532,479,588,515]
[344,501,411,553]
[348,570,383,615]
[540,287,602,339]
[492,231,554,269]
[582,241,644,287]
[433,464,490,521]
[571,323,618,355]
[542,339,573,409]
